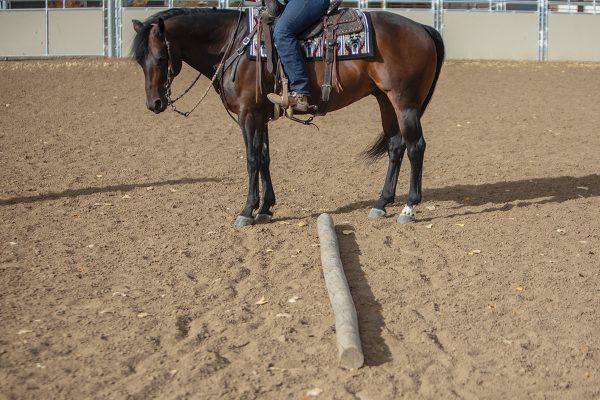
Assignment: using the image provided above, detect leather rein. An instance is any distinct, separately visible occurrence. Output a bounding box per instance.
[162,9,244,117]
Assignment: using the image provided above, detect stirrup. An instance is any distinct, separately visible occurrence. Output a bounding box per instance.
[267,92,309,112]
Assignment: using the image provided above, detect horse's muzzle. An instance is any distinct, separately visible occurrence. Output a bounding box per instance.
[147,98,166,114]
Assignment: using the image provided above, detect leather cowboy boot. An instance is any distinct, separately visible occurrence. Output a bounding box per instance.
[267,91,309,112]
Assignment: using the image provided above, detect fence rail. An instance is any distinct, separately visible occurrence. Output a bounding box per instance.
[1,0,599,60]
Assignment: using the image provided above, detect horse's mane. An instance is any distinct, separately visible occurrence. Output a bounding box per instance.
[131,7,240,64]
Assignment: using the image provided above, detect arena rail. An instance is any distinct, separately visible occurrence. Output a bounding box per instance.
[0,0,598,60]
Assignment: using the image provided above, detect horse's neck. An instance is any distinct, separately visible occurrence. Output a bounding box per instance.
[178,12,240,78]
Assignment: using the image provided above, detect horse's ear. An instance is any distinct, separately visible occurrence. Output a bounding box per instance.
[132,19,143,33]
[157,18,165,35]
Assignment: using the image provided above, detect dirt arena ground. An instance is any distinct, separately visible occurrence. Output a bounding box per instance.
[1,58,599,399]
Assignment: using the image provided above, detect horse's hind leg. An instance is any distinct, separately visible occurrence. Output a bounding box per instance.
[369,94,406,218]
[396,106,426,224]
[255,124,276,223]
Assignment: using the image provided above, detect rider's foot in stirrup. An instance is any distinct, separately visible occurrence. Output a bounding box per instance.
[267,92,309,112]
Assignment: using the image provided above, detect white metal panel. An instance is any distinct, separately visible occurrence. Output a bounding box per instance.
[547,13,600,61]
[0,11,46,56]
[48,9,104,56]
[443,11,538,60]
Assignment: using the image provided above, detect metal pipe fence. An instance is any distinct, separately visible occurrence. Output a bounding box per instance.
[0,0,599,59]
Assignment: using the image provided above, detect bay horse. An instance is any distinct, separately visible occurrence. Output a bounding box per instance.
[132,7,444,227]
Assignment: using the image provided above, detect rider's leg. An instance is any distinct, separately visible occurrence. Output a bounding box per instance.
[270,0,330,110]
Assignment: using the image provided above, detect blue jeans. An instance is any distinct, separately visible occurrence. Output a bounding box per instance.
[273,0,330,95]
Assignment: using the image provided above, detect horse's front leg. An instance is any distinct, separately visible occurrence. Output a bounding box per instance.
[234,111,265,227]
[255,123,276,223]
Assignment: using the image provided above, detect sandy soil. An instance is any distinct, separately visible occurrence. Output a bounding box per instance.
[1,58,599,399]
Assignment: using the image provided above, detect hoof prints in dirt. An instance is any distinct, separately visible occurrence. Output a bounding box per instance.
[176,315,193,339]
[197,351,230,379]
[2,60,600,399]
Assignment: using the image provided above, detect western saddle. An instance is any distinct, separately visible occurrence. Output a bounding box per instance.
[257,0,365,120]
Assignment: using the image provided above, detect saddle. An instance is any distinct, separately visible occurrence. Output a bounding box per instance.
[256,3,365,119]
[263,0,359,39]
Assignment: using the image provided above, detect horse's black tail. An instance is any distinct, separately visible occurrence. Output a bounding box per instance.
[362,124,390,161]
[420,24,445,117]
[362,24,445,162]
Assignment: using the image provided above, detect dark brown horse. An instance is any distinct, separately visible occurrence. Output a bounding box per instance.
[132,7,444,227]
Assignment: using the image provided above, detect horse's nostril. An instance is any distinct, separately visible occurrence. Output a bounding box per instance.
[154,99,163,111]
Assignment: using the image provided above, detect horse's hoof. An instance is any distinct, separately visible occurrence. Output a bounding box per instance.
[397,205,416,224]
[368,208,386,219]
[397,213,416,224]
[234,215,254,228]
[255,213,272,224]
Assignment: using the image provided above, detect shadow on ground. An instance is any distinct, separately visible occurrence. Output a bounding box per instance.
[336,224,392,367]
[0,177,223,206]
[321,174,600,217]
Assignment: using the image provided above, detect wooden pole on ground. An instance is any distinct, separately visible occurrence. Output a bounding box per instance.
[316,213,364,369]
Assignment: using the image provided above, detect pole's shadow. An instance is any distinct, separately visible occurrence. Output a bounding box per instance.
[336,224,392,366]
[0,177,223,206]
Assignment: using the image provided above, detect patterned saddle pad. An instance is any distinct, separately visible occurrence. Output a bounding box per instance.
[247,8,374,62]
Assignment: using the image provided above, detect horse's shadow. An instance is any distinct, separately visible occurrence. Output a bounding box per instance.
[336,224,392,366]
[320,174,600,219]
[0,177,223,206]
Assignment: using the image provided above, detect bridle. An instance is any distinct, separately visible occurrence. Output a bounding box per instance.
[160,9,245,117]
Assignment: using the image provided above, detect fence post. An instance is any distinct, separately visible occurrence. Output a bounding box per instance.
[45,0,49,56]
[107,0,114,57]
[537,0,548,60]
[115,0,120,57]
[433,0,443,33]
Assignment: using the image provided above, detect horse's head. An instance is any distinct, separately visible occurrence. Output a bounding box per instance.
[132,18,182,114]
